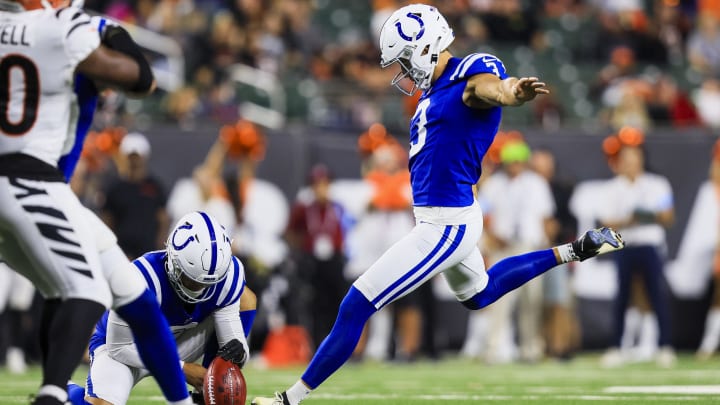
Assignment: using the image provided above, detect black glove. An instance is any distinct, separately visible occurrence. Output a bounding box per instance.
[218,338,247,368]
[633,209,656,224]
[190,391,204,405]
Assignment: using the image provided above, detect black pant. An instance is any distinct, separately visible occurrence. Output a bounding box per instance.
[612,245,672,347]
[306,253,348,348]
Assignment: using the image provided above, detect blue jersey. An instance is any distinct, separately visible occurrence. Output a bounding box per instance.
[88,251,246,352]
[409,53,508,207]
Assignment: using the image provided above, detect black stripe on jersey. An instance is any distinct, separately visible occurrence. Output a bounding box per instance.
[71,11,83,20]
[22,205,66,220]
[36,223,81,247]
[55,7,69,18]
[68,266,93,278]
[51,248,87,263]
[67,21,90,38]
[9,177,48,199]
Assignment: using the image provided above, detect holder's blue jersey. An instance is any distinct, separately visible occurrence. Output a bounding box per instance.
[409,53,508,207]
[88,251,246,352]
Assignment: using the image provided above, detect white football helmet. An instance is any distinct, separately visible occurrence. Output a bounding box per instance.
[379,4,454,95]
[166,211,233,303]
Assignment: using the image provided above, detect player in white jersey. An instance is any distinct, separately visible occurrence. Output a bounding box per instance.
[0,1,192,404]
[253,4,624,405]
[66,211,257,405]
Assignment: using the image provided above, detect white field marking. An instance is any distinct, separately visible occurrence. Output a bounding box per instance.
[0,397,32,404]
[13,393,699,403]
[604,385,720,395]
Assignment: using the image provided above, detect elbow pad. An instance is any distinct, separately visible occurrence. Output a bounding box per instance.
[101,25,154,93]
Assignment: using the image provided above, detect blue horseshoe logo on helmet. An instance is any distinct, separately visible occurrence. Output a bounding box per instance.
[172,221,195,250]
[395,13,425,41]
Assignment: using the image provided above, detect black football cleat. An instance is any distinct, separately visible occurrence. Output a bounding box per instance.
[571,227,624,261]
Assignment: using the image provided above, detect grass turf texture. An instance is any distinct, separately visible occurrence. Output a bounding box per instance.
[1,355,719,404]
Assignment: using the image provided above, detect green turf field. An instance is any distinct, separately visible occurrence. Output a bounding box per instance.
[2,355,720,404]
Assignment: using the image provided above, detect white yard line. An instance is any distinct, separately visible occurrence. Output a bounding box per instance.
[605,385,720,395]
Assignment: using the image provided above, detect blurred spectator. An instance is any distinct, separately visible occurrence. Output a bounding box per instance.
[346,138,427,362]
[286,164,349,348]
[101,133,169,258]
[696,140,720,359]
[532,86,565,131]
[217,120,289,276]
[646,74,699,127]
[694,77,720,128]
[597,127,676,368]
[687,12,720,77]
[654,0,693,65]
[463,139,555,363]
[0,262,36,374]
[591,46,638,101]
[166,137,237,232]
[592,0,668,64]
[530,148,580,360]
[607,80,653,132]
[477,0,542,48]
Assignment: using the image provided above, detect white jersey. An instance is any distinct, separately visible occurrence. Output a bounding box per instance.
[0,5,99,166]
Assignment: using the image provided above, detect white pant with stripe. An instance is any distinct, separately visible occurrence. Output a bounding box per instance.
[0,177,145,308]
[86,316,215,404]
[354,203,488,309]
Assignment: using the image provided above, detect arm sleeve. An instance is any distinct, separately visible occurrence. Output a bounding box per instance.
[105,311,145,369]
[213,304,249,358]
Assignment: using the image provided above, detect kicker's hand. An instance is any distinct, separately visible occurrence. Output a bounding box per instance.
[512,77,550,103]
[218,339,248,368]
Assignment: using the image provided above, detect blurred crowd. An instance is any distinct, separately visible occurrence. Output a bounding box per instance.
[78,0,720,131]
[4,121,720,373]
[5,0,720,376]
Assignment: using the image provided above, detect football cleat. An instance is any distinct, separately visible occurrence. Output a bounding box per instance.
[251,392,291,405]
[571,227,624,261]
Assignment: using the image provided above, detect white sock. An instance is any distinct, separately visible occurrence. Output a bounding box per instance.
[635,313,659,360]
[620,308,641,352]
[460,311,488,358]
[285,380,312,405]
[37,385,68,403]
[699,308,720,353]
[555,243,579,263]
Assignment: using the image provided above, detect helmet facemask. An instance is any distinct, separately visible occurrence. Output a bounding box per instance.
[166,252,227,304]
[382,46,431,96]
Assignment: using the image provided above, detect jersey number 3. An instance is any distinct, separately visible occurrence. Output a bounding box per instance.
[409,98,430,158]
[0,54,39,136]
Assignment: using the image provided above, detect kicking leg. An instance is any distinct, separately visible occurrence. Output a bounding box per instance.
[462,228,623,310]
[253,222,484,405]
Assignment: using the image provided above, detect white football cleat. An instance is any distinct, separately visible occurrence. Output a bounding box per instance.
[252,392,290,405]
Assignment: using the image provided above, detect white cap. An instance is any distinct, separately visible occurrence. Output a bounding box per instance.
[120,132,151,157]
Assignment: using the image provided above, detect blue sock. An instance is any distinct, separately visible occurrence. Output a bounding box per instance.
[115,289,189,402]
[463,249,558,310]
[301,287,376,389]
[240,309,256,338]
[67,382,89,405]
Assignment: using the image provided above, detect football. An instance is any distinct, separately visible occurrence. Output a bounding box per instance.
[203,357,247,405]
